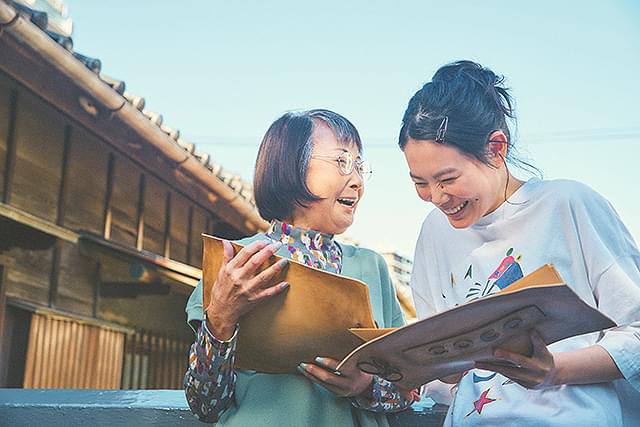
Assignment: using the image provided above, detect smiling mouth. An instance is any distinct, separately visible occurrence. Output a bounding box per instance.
[337,198,357,207]
[442,200,469,216]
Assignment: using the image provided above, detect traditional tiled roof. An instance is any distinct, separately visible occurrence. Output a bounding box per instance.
[7,0,257,209]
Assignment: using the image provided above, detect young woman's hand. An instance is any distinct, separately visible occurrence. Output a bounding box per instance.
[205,240,290,340]
[474,329,558,389]
[297,357,374,398]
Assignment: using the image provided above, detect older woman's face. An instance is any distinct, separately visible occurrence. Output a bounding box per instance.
[291,122,364,235]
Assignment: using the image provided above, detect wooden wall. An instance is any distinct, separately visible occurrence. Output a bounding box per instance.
[62,126,109,235]
[23,312,125,389]
[10,89,65,222]
[0,69,250,388]
[0,69,235,315]
[121,329,191,390]
[141,175,166,255]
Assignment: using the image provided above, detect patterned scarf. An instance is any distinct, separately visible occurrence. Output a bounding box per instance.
[265,220,342,274]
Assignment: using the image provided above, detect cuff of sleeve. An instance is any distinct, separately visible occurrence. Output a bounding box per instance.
[597,329,640,392]
[199,316,239,357]
[423,380,456,406]
[349,374,380,409]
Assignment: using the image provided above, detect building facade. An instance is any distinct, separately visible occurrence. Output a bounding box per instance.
[381,252,416,322]
[0,0,266,390]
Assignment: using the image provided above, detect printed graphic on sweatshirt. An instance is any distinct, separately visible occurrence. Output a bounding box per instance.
[464,248,523,301]
[464,388,499,418]
[456,248,525,385]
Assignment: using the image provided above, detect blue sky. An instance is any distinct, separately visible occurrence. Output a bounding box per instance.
[65,0,640,256]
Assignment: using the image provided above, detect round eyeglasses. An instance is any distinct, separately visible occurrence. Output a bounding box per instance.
[312,151,373,181]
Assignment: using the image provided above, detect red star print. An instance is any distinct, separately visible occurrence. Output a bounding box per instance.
[465,388,497,418]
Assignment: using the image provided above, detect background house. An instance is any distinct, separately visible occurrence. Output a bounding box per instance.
[0,0,267,390]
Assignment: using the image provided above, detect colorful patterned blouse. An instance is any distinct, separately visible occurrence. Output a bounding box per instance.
[184,221,415,423]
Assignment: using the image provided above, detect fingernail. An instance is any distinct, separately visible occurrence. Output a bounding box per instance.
[314,356,324,365]
[272,242,283,251]
[333,370,343,377]
[278,259,289,268]
[281,282,290,289]
[297,363,307,374]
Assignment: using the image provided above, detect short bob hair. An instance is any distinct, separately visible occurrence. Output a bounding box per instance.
[254,109,362,222]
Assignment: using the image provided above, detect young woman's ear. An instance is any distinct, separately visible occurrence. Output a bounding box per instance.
[486,130,509,167]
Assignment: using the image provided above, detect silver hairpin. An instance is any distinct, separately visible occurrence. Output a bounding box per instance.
[435,116,448,144]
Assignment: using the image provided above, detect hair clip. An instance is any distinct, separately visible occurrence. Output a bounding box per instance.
[435,116,448,144]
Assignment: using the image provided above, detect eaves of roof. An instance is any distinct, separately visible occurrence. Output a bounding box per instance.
[0,0,268,235]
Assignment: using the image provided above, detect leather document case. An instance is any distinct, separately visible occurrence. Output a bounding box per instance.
[202,234,377,373]
[337,264,617,390]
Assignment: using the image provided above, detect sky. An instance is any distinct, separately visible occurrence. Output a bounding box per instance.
[64,0,640,257]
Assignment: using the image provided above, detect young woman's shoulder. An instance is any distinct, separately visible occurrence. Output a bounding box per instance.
[534,178,611,210]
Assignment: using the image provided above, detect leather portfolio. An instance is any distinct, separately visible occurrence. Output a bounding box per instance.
[202,235,377,373]
[337,264,617,389]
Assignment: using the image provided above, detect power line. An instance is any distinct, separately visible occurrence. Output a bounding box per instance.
[189,127,640,149]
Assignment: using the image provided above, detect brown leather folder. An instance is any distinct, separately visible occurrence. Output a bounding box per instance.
[337,264,617,390]
[202,234,377,373]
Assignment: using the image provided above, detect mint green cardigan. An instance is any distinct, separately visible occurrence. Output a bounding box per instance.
[185,234,405,426]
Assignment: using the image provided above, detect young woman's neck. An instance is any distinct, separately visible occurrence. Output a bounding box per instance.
[503,171,525,201]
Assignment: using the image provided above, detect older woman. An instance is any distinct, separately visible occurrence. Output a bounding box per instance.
[183,109,415,426]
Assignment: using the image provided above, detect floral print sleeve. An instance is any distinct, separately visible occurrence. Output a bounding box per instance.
[351,376,419,413]
[184,319,238,423]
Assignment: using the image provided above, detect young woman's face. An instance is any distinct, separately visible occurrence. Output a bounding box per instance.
[403,138,505,229]
[291,122,365,234]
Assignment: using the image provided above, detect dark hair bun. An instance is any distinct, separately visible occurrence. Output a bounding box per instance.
[431,60,514,119]
[398,60,517,165]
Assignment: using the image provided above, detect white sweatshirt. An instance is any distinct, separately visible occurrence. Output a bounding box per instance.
[411,178,640,427]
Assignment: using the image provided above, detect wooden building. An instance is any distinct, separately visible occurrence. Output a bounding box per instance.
[0,0,267,390]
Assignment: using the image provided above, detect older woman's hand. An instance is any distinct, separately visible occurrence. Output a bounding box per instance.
[205,240,290,340]
[297,357,374,398]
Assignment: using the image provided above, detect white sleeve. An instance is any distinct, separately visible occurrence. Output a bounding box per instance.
[593,255,640,392]
[571,185,640,392]
[422,380,456,406]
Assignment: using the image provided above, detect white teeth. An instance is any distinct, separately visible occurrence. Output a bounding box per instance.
[443,201,468,215]
[337,198,356,207]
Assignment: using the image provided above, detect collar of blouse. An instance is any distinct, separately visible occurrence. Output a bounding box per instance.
[265,220,343,274]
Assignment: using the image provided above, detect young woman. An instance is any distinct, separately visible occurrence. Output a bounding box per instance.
[184,109,415,426]
[399,61,640,426]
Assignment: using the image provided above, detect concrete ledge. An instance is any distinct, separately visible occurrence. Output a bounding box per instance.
[0,389,446,426]
[0,390,203,426]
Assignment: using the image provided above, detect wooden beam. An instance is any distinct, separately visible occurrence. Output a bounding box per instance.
[162,192,171,259]
[0,202,78,244]
[56,124,72,226]
[48,241,61,308]
[99,283,171,298]
[135,173,145,251]
[49,124,72,309]
[186,205,193,265]
[102,153,114,240]
[2,89,17,204]
[0,266,6,376]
